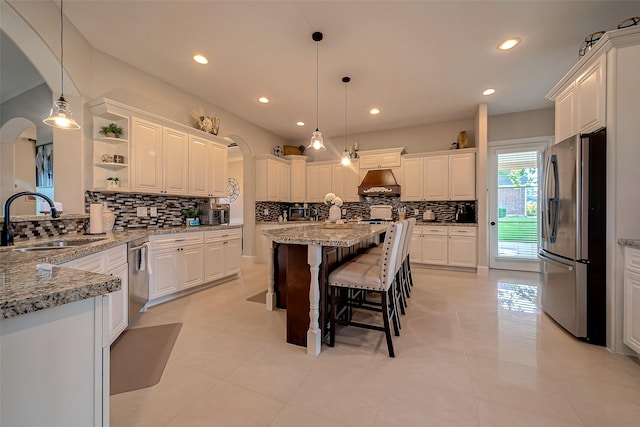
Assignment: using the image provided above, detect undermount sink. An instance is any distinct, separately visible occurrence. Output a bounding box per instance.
[11,238,106,252]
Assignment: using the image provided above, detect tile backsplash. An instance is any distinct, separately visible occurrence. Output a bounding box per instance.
[85,191,208,229]
[256,197,477,223]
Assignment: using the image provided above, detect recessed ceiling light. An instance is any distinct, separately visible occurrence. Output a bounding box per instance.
[296,121,305,127]
[370,108,381,115]
[498,37,520,50]
[258,96,270,104]
[193,54,208,64]
[483,88,496,96]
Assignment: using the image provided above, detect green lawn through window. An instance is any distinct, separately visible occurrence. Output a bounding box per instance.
[498,216,538,243]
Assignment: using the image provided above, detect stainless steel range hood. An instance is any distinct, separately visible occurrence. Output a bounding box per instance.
[358,169,401,196]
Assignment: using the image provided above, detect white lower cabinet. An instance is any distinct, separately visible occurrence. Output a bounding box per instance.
[205,228,242,282]
[62,244,128,345]
[0,296,109,427]
[624,247,640,353]
[149,232,204,301]
[448,227,477,267]
[410,225,476,268]
[149,229,242,305]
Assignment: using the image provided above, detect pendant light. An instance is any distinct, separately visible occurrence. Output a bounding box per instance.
[341,76,351,166]
[43,0,80,130]
[308,32,325,151]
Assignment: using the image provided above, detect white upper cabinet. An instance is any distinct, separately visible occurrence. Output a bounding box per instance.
[358,147,403,169]
[131,117,164,194]
[555,83,576,142]
[289,156,308,202]
[132,117,189,195]
[448,152,476,200]
[575,55,606,134]
[423,155,449,201]
[402,150,475,201]
[188,135,228,198]
[162,127,189,195]
[188,134,210,196]
[550,53,606,142]
[208,141,228,198]
[306,163,333,202]
[255,156,290,202]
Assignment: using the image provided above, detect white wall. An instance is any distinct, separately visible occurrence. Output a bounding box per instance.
[488,108,554,142]
[227,156,243,224]
[310,118,475,161]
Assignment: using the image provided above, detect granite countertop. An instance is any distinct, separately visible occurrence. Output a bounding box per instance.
[619,238,640,248]
[0,224,243,320]
[415,220,478,227]
[262,223,387,247]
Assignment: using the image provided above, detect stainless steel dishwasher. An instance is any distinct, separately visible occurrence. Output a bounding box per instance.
[128,236,150,326]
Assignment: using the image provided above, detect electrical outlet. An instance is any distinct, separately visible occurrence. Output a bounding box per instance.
[414,209,419,216]
[136,207,148,217]
[149,207,158,217]
[263,208,269,216]
[342,209,347,215]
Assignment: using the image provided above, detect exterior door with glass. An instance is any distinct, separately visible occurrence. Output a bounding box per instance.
[489,138,551,272]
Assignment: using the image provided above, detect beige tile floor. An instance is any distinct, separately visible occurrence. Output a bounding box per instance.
[111,264,640,427]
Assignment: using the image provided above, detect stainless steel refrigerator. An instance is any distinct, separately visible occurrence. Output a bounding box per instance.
[539,129,606,345]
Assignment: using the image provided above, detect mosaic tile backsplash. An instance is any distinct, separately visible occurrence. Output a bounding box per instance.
[9,218,88,242]
[255,198,477,223]
[85,191,209,229]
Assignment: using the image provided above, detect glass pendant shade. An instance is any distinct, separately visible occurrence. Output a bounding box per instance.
[43,0,80,131]
[43,96,80,130]
[341,149,352,166]
[309,130,325,151]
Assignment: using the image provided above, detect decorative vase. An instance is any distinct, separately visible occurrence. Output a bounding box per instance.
[102,202,116,231]
[329,205,341,223]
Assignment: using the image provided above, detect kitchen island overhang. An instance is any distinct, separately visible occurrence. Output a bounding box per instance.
[262,223,388,355]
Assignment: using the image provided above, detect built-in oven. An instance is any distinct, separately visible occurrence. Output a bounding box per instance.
[289,206,310,221]
[127,236,150,326]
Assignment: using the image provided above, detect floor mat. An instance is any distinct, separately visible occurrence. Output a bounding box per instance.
[110,323,182,395]
[246,289,267,303]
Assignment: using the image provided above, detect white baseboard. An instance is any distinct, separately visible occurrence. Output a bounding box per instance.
[476,266,489,276]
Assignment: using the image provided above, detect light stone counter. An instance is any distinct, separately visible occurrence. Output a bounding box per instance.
[262,223,388,247]
[0,224,242,319]
[619,238,640,249]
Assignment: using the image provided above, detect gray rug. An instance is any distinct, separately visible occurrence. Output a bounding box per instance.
[110,323,182,395]
[246,289,267,303]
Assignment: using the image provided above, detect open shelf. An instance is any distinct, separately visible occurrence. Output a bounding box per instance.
[94,162,129,170]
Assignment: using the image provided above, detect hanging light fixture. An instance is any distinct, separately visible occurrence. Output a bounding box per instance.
[308,32,325,151]
[43,0,80,130]
[341,76,351,166]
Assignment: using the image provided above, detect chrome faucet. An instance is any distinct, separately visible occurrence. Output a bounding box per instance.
[2,192,59,246]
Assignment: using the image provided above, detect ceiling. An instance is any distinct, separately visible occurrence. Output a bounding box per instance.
[9,1,640,143]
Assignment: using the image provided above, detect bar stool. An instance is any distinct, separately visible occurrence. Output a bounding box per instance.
[328,222,404,357]
[354,219,410,314]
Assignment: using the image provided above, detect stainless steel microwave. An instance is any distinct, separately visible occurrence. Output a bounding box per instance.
[288,206,310,221]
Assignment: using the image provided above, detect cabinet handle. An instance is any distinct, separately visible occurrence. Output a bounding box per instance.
[174,239,185,242]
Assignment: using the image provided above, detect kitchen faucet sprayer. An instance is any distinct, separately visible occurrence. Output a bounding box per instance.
[2,192,59,246]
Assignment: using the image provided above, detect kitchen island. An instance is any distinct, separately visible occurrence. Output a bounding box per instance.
[262,223,388,355]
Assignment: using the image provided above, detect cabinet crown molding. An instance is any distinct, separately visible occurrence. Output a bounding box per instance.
[88,97,230,145]
[357,146,405,156]
[547,26,640,100]
[402,147,477,159]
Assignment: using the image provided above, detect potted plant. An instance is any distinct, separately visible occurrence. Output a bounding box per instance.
[106,176,120,188]
[182,209,200,227]
[99,123,124,138]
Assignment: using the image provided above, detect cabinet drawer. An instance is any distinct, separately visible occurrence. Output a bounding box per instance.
[422,226,447,235]
[448,227,477,237]
[205,228,242,243]
[102,245,127,272]
[625,247,640,273]
[73,252,104,273]
[151,232,203,249]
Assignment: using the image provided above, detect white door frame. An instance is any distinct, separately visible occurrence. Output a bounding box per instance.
[488,136,553,272]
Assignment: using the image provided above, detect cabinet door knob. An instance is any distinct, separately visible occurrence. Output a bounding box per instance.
[490,221,496,226]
